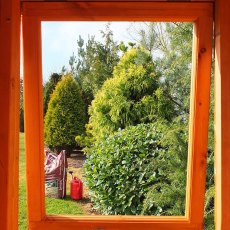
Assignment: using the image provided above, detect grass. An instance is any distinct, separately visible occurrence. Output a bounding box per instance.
[19,133,84,229]
[19,133,27,230]
[46,196,84,215]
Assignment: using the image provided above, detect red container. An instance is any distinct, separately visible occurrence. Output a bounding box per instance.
[70,177,83,200]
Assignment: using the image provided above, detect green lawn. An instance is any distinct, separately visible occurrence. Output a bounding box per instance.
[19,133,27,230]
[19,133,84,229]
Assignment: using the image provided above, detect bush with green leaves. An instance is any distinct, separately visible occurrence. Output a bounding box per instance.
[84,121,187,215]
[44,75,86,152]
[141,120,188,215]
[87,48,175,141]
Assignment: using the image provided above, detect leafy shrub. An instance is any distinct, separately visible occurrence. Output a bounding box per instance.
[141,121,188,215]
[87,48,175,141]
[44,75,86,152]
[84,122,188,215]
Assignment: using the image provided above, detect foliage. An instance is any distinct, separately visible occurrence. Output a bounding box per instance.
[141,120,188,215]
[84,122,187,215]
[135,24,193,216]
[204,185,214,230]
[66,24,119,107]
[157,23,193,115]
[20,78,24,132]
[204,151,214,229]
[204,76,214,229]
[87,47,175,141]
[43,73,62,116]
[130,22,193,117]
[130,22,214,226]
[44,75,86,152]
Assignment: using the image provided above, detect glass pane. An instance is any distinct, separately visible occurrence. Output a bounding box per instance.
[42,21,192,216]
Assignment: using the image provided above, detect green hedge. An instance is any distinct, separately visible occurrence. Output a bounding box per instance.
[84,122,187,215]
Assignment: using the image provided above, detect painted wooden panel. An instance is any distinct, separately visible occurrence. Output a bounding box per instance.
[215,0,230,229]
[0,0,20,230]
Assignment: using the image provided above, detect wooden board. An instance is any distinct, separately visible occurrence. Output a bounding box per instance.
[21,0,214,2]
[215,0,230,229]
[23,2,212,21]
[0,0,20,230]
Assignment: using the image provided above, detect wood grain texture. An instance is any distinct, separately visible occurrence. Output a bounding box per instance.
[31,215,198,230]
[22,2,213,21]
[23,16,46,222]
[22,1,213,229]
[30,218,198,230]
[0,0,20,230]
[215,0,230,229]
[21,0,214,2]
[187,15,213,226]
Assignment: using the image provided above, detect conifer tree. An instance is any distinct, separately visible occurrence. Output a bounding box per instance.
[87,47,175,141]
[44,75,86,153]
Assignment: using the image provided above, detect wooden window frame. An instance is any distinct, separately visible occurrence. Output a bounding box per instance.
[22,2,213,230]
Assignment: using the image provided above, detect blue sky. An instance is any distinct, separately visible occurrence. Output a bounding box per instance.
[41,22,135,82]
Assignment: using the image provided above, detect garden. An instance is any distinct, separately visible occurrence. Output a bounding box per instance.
[19,22,214,229]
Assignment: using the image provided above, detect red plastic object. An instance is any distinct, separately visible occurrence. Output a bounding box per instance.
[70,177,83,200]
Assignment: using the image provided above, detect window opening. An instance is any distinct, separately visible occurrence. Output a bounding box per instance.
[42,21,192,217]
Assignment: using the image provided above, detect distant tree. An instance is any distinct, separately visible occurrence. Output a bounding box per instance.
[129,22,193,118]
[43,73,62,116]
[44,75,86,154]
[66,24,120,107]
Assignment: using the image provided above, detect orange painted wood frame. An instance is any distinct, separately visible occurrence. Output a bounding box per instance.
[22,2,213,230]
[20,0,215,2]
[0,0,20,230]
[215,0,230,229]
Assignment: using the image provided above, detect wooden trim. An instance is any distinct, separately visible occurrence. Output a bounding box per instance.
[22,2,213,21]
[22,1,213,229]
[23,16,46,222]
[187,15,213,224]
[32,215,195,230]
[0,0,20,230]
[20,0,215,2]
[30,218,197,230]
[215,0,230,229]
